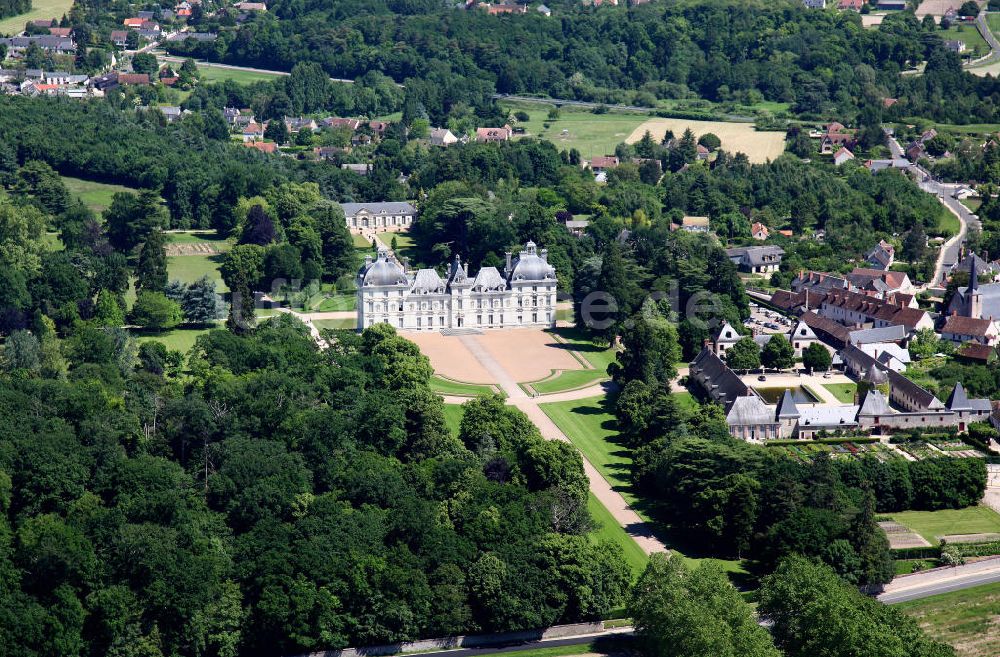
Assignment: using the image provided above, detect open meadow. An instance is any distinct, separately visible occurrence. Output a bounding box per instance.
[509,107,648,160]
[887,506,1000,545]
[61,176,139,214]
[626,118,786,163]
[195,63,286,85]
[898,582,1000,657]
[0,0,73,34]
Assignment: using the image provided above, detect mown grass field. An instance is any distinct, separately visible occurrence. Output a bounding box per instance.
[442,403,464,437]
[550,327,618,372]
[529,369,609,395]
[540,393,746,575]
[823,383,857,404]
[587,492,649,579]
[938,210,962,237]
[314,294,356,311]
[898,582,1000,657]
[167,254,228,292]
[61,176,138,214]
[134,325,216,356]
[0,0,73,34]
[166,231,228,246]
[888,506,1000,545]
[313,317,356,330]
[939,23,989,58]
[506,105,649,160]
[195,63,285,85]
[429,375,499,397]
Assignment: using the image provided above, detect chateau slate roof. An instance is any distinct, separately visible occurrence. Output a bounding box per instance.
[727,395,775,426]
[887,369,944,410]
[340,202,416,217]
[858,389,891,416]
[799,405,860,428]
[411,269,446,293]
[776,390,800,419]
[690,348,751,409]
[471,266,507,291]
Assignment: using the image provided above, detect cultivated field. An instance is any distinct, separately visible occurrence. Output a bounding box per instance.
[898,582,1000,657]
[887,506,1000,546]
[625,118,786,163]
[916,0,982,20]
[0,0,73,35]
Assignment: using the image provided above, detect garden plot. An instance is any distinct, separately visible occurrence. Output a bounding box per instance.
[769,441,899,462]
[879,520,933,549]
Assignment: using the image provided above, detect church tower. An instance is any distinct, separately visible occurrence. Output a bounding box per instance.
[966,254,983,319]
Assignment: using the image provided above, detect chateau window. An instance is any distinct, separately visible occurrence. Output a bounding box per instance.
[532,313,537,323]
[417,317,422,327]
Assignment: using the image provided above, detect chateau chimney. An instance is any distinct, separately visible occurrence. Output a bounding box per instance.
[540,248,548,262]
[364,255,373,267]
[505,251,512,274]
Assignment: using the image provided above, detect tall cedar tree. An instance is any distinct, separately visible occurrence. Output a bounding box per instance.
[135,229,168,293]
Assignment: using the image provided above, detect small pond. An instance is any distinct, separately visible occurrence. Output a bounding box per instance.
[755,386,820,405]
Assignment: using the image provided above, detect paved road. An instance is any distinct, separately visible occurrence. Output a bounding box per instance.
[879,559,1000,604]
[397,630,635,657]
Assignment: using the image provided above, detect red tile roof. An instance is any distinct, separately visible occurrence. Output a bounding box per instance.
[942,315,995,338]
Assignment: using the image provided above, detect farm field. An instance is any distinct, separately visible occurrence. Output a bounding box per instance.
[898,581,1000,657]
[888,506,1000,546]
[0,0,73,34]
[508,107,649,160]
[626,118,786,163]
[61,176,138,214]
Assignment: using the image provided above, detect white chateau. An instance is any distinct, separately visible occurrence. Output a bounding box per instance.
[356,242,558,331]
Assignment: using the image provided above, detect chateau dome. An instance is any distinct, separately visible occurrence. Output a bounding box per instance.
[510,241,556,282]
[359,250,408,287]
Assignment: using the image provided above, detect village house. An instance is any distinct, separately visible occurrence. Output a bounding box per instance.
[537,3,552,15]
[313,146,346,160]
[820,122,856,154]
[589,156,619,173]
[241,122,265,142]
[751,222,769,240]
[833,147,854,166]
[284,116,318,133]
[429,127,458,147]
[476,125,513,143]
[234,1,267,10]
[123,17,145,28]
[846,268,913,295]
[0,36,76,57]
[110,30,129,47]
[725,245,785,273]
[940,315,1000,346]
[323,117,362,131]
[342,163,372,176]
[865,239,895,270]
[679,216,710,233]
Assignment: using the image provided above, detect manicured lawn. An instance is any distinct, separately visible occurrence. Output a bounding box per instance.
[541,393,748,576]
[133,325,216,355]
[442,403,464,437]
[549,327,617,372]
[167,254,228,292]
[40,232,63,251]
[0,0,73,34]
[314,294,356,311]
[429,375,499,397]
[588,493,648,579]
[539,396,630,498]
[938,210,961,237]
[495,637,634,657]
[353,233,374,248]
[166,231,230,247]
[897,581,1000,657]
[823,383,858,404]
[194,63,285,85]
[504,103,648,159]
[939,23,989,58]
[888,506,1000,545]
[529,368,609,395]
[61,176,138,215]
[313,317,356,330]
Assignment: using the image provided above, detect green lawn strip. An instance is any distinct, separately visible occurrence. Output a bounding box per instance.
[961,197,983,214]
[429,375,500,397]
[195,64,285,85]
[501,103,648,160]
[894,559,938,576]
[353,233,375,248]
[528,369,609,396]
[314,295,356,311]
[549,327,617,372]
[896,581,1000,655]
[442,403,464,437]
[822,383,858,404]
[939,23,989,57]
[937,210,961,238]
[988,12,1000,36]
[133,325,217,357]
[167,254,228,292]
[0,0,74,34]
[539,394,747,575]
[166,231,231,248]
[313,318,356,330]
[587,493,649,579]
[61,176,138,214]
[888,506,1000,546]
[457,637,635,657]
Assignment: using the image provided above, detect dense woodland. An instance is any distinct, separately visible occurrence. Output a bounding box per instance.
[155,0,1000,126]
[0,0,30,20]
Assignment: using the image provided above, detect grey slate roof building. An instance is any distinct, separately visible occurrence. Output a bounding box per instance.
[341,201,417,229]
[689,348,751,410]
[725,245,785,273]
